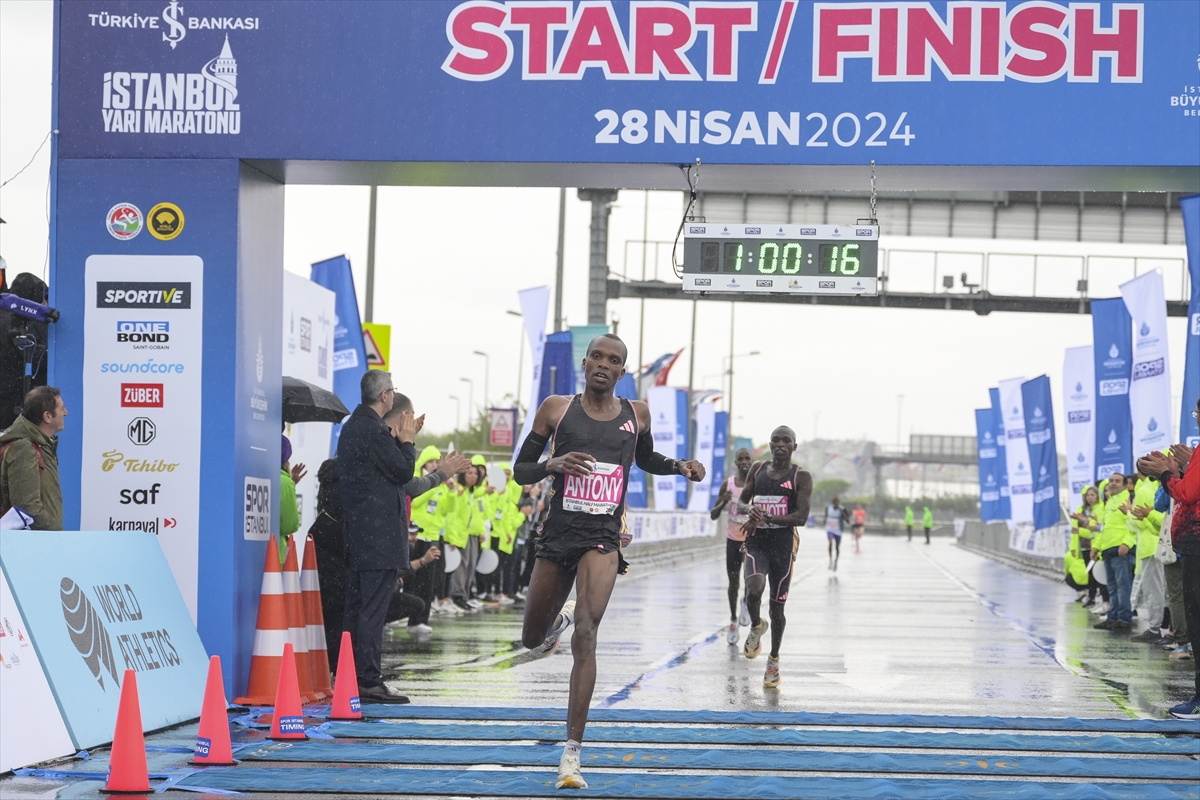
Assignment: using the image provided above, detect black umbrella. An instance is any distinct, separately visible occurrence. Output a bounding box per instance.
[282,376,349,424]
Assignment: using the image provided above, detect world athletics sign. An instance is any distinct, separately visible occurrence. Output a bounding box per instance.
[55,0,1198,169]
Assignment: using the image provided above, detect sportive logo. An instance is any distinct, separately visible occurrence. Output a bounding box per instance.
[147,202,184,240]
[127,417,157,446]
[60,577,120,690]
[101,37,242,135]
[106,203,143,240]
[117,321,170,344]
[98,282,190,309]
[122,383,164,407]
[1132,358,1164,381]
[101,358,185,375]
[101,450,180,473]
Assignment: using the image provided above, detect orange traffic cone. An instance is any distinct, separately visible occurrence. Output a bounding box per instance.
[269,642,307,740]
[192,656,235,765]
[234,536,288,705]
[301,534,334,699]
[329,631,362,720]
[104,669,149,793]
[281,537,322,702]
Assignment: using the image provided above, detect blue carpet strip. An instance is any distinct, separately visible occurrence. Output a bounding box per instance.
[238,740,1199,780]
[171,767,1198,798]
[303,704,1200,734]
[318,721,1200,755]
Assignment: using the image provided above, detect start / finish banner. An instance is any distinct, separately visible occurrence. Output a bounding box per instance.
[53,1,1198,169]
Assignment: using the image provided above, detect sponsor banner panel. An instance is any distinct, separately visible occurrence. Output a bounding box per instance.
[0,567,75,772]
[82,255,203,620]
[974,408,1004,523]
[1091,297,1133,480]
[513,286,549,460]
[1062,346,1096,497]
[1021,376,1061,532]
[0,531,208,750]
[627,510,718,545]
[998,377,1032,524]
[647,386,679,510]
[1181,195,1200,447]
[688,401,717,512]
[1120,271,1174,459]
[988,388,1011,520]
[1008,523,1071,561]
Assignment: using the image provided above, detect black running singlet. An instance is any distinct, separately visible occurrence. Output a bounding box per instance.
[542,395,638,538]
[750,463,801,530]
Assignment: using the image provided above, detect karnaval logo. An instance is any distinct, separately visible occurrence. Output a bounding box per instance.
[101,37,241,135]
[60,577,121,690]
[147,202,184,240]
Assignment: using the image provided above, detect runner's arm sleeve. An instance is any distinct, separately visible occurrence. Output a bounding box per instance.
[512,432,550,485]
[635,431,679,475]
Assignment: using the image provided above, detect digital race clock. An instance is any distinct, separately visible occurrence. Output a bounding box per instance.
[682,223,879,296]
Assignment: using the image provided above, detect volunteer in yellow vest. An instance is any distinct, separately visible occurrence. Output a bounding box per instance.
[447,460,487,610]
[905,505,915,541]
[1129,467,1168,643]
[1092,474,1137,630]
[411,446,454,616]
[922,505,933,545]
[1067,486,1105,606]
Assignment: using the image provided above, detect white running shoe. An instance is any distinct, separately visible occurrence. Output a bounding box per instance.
[764,656,780,688]
[530,600,575,658]
[498,594,516,606]
[556,747,588,790]
[467,598,483,609]
[407,623,433,634]
[738,599,751,628]
[726,621,738,645]
[743,619,768,659]
[1091,602,1110,616]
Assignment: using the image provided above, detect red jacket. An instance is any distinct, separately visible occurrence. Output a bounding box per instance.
[1165,455,1200,554]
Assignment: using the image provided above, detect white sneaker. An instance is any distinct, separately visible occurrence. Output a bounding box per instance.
[530,600,575,658]
[738,599,751,628]
[467,598,483,609]
[764,656,780,688]
[555,747,587,790]
[498,594,516,606]
[407,623,433,634]
[1091,602,1110,616]
[726,621,738,645]
[743,619,768,660]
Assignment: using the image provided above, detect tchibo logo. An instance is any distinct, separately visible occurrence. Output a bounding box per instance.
[99,283,190,309]
[117,321,169,343]
[121,384,164,408]
[102,36,241,135]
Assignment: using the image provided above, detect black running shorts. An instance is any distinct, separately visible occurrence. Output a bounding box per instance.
[726,538,745,576]
[536,526,629,575]
[742,529,797,603]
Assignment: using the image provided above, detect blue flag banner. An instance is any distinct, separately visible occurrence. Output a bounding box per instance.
[675,388,690,508]
[988,388,1012,521]
[310,256,367,454]
[538,332,575,404]
[975,408,1004,522]
[1022,376,1061,531]
[1091,297,1133,480]
[626,464,648,510]
[711,411,729,504]
[1181,194,1200,447]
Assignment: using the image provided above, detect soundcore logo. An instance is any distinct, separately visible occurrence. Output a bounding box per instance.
[60,578,120,690]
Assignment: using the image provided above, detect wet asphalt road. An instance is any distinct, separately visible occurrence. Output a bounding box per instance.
[2,533,1196,799]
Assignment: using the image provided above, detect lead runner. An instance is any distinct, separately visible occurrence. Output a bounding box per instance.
[513,333,705,790]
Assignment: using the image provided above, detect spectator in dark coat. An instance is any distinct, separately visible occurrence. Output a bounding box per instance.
[308,457,347,658]
[336,370,421,703]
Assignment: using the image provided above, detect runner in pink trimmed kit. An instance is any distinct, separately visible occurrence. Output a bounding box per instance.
[711,448,754,644]
[512,333,705,790]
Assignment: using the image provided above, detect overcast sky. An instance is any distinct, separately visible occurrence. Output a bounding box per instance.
[0,0,1191,452]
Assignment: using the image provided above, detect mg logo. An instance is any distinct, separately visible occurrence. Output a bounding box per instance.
[127,417,157,446]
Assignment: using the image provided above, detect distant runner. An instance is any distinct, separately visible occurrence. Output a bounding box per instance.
[740,426,813,689]
[824,497,844,571]
[711,448,754,644]
[512,333,705,790]
[851,503,866,553]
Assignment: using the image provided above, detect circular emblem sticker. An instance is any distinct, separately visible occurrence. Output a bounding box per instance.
[147,202,185,241]
[106,203,143,240]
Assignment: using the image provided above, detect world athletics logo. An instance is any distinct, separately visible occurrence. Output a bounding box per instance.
[60,577,120,690]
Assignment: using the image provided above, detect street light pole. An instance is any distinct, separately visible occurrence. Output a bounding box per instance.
[460,378,474,427]
[506,310,523,407]
[724,348,760,456]
[449,394,461,431]
[473,351,490,411]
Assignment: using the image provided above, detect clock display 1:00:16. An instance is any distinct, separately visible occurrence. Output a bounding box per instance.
[700,241,863,275]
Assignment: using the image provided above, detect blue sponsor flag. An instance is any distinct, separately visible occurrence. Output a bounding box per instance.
[710,411,729,503]
[626,463,647,509]
[675,388,689,508]
[538,331,575,403]
[988,388,1012,520]
[310,256,367,453]
[1091,297,1133,479]
[1181,194,1200,447]
[975,408,1004,522]
[614,373,637,400]
[1022,376,1061,531]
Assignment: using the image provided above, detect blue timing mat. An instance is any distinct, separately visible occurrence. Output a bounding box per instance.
[312,704,1200,734]
[319,721,1200,755]
[170,768,1197,798]
[238,740,1199,780]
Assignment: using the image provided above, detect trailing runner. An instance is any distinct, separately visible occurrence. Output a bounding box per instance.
[711,448,754,644]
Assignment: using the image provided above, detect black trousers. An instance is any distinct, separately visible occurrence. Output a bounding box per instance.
[1182,553,1200,696]
[407,564,437,625]
[342,568,398,689]
[387,590,427,625]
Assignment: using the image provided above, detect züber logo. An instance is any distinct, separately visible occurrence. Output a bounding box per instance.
[122,383,164,408]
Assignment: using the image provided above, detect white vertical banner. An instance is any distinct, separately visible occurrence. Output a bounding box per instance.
[513,286,549,458]
[999,376,1034,523]
[647,386,679,510]
[687,401,716,511]
[1062,346,1096,496]
[282,272,336,538]
[82,256,204,620]
[1120,271,1174,458]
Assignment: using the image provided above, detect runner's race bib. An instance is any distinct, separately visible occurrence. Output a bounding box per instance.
[563,462,625,515]
[754,495,788,527]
